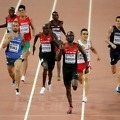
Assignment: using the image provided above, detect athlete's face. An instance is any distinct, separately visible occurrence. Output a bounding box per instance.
[52,13,59,20]
[12,22,19,33]
[116,18,120,28]
[67,34,74,43]
[43,27,49,35]
[81,31,88,41]
[9,9,15,17]
[18,8,26,17]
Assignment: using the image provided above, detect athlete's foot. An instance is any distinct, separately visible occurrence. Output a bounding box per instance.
[12,80,15,86]
[82,96,87,103]
[15,88,20,95]
[21,76,25,82]
[48,84,51,92]
[67,106,73,114]
[40,87,45,94]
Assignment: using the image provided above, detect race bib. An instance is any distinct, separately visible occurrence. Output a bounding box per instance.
[54,32,61,40]
[9,42,19,53]
[65,54,75,64]
[20,24,29,33]
[7,22,12,32]
[42,44,51,52]
[113,35,120,45]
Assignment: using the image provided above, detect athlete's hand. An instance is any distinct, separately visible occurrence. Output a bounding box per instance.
[85,67,89,74]
[33,45,36,55]
[111,44,116,49]
[97,56,101,61]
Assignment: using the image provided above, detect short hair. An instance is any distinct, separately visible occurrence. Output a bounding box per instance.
[18,4,26,10]
[80,28,88,34]
[52,11,58,15]
[116,16,120,21]
[9,7,15,11]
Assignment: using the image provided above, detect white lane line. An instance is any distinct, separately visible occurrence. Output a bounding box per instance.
[23,1,57,120]
[81,0,93,120]
[0,0,22,49]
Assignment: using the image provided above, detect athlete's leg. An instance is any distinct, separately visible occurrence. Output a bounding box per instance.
[14,59,22,93]
[111,64,116,74]
[57,61,61,80]
[7,66,15,81]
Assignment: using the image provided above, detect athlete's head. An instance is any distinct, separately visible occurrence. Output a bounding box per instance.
[42,24,50,35]
[80,28,88,41]
[18,4,26,16]
[12,20,19,33]
[116,16,120,28]
[9,7,15,17]
[52,11,59,21]
[66,31,74,43]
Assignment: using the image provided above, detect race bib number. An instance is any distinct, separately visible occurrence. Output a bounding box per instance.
[65,54,75,64]
[42,44,51,52]
[9,42,19,53]
[20,24,29,33]
[7,22,12,32]
[54,32,61,40]
[113,35,120,45]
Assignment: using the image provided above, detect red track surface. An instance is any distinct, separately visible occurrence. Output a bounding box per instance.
[0,0,120,120]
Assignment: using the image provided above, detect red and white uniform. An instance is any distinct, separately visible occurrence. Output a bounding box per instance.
[6,15,17,32]
[17,16,31,41]
[77,39,91,73]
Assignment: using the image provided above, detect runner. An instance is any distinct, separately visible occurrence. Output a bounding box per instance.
[2,20,24,95]
[33,24,61,94]
[56,31,89,114]
[77,28,100,102]
[48,11,66,81]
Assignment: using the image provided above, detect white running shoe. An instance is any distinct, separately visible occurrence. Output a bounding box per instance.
[82,96,87,103]
[40,87,45,94]
[116,85,120,93]
[15,88,20,95]
[48,84,51,92]
[21,76,25,82]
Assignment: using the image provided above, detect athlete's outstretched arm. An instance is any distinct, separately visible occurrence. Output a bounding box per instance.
[0,18,7,28]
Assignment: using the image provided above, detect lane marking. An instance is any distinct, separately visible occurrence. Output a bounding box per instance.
[0,0,22,49]
[23,1,57,120]
[81,0,93,120]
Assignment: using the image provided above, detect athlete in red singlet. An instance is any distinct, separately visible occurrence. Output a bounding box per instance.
[48,11,66,81]
[77,28,100,102]
[56,31,89,114]
[17,4,35,82]
[33,24,61,94]
[0,7,17,32]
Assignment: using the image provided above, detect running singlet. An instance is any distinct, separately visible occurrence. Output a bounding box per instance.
[17,16,31,41]
[5,33,23,59]
[39,32,55,58]
[6,15,17,32]
[50,20,63,40]
[63,42,78,68]
[77,40,91,63]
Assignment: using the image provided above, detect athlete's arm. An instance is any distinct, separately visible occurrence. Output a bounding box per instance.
[2,33,12,48]
[90,41,101,61]
[33,33,39,55]
[56,44,63,61]
[30,19,35,38]
[78,44,89,74]
[60,21,66,36]
[0,17,7,28]
[105,26,116,49]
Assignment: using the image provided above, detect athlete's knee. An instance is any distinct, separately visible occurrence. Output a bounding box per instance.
[71,80,78,91]
[42,62,48,70]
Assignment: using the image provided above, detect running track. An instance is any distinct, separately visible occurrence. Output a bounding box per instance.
[0,0,120,120]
